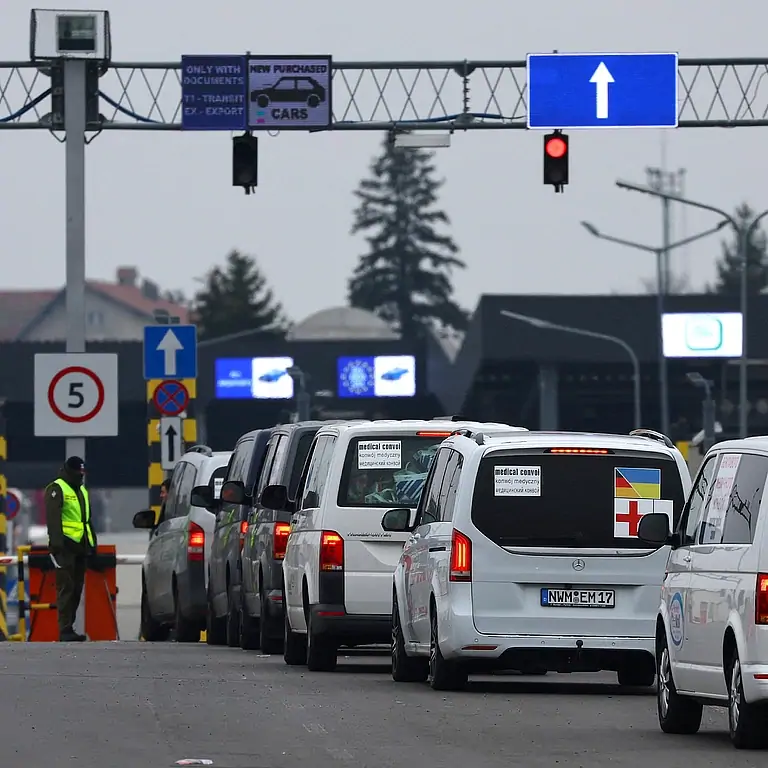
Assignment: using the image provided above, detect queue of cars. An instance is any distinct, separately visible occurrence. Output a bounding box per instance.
[134,419,768,750]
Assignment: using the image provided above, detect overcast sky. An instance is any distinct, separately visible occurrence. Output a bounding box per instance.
[1,0,766,323]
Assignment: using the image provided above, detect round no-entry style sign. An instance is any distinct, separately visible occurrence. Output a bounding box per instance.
[153,379,190,417]
[48,365,105,423]
[5,491,20,521]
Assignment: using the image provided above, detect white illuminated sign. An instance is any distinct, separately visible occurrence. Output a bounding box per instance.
[662,312,743,358]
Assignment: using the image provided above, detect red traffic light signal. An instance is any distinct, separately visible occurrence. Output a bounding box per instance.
[543,131,568,192]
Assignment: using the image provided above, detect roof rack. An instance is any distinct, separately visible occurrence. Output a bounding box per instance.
[451,428,485,445]
[432,415,471,422]
[629,429,675,450]
[185,444,213,456]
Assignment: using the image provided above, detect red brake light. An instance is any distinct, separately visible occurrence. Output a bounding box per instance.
[757,573,768,625]
[188,521,205,561]
[273,522,291,560]
[238,519,248,552]
[319,531,344,572]
[548,448,610,455]
[449,529,472,582]
[416,431,453,437]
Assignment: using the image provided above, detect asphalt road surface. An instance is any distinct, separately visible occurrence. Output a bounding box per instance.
[0,643,759,767]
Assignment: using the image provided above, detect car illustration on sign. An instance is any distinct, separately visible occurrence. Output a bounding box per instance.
[250,76,326,108]
[380,367,410,381]
[258,368,289,383]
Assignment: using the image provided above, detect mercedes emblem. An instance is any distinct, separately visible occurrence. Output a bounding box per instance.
[572,558,586,571]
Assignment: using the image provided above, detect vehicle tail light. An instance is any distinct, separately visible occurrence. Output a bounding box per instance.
[238,520,248,552]
[449,529,472,582]
[757,573,768,625]
[416,431,453,437]
[547,448,610,454]
[273,522,291,560]
[188,522,205,561]
[319,531,343,572]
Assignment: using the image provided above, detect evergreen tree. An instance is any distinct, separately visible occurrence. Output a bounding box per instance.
[348,137,468,339]
[712,203,768,294]
[193,250,289,339]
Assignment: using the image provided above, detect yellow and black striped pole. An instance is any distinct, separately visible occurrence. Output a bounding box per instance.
[0,405,8,641]
[147,379,197,523]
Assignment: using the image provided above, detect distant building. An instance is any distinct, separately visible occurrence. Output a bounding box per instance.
[0,267,188,342]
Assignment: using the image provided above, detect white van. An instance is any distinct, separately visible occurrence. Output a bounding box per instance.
[638,436,768,750]
[257,419,525,671]
[383,428,691,690]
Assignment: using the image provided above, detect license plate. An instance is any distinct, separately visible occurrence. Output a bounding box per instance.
[540,588,615,608]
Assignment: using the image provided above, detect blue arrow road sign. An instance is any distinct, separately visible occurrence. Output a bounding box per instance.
[181,55,247,130]
[143,325,198,380]
[527,52,678,129]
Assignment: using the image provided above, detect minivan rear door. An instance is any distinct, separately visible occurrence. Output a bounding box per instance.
[469,447,686,638]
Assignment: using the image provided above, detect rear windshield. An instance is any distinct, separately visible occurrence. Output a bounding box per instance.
[338,434,446,507]
[289,432,316,498]
[471,451,685,549]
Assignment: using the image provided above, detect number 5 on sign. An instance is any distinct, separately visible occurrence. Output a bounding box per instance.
[34,353,119,437]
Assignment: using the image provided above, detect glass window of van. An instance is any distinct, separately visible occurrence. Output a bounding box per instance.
[717,454,768,545]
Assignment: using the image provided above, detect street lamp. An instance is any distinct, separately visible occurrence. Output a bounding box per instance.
[686,371,716,453]
[500,309,642,429]
[287,366,311,422]
[616,179,768,438]
[580,219,728,436]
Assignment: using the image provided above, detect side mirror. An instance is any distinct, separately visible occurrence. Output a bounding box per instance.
[190,485,213,508]
[220,480,249,505]
[638,513,671,547]
[260,484,289,511]
[133,509,156,529]
[381,508,414,533]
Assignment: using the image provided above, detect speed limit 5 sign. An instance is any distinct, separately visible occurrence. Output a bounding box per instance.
[34,353,119,437]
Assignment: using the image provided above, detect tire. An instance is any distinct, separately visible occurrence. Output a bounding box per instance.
[225,582,241,648]
[140,581,169,641]
[657,633,702,734]
[391,593,428,682]
[257,95,269,108]
[174,583,200,643]
[618,661,655,687]
[259,588,283,655]
[307,94,320,108]
[306,612,337,672]
[239,590,260,651]
[205,577,227,646]
[728,648,768,749]
[428,608,467,691]
[283,608,307,666]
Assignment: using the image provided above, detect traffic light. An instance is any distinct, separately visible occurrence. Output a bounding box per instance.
[543,131,569,192]
[233,133,258,193]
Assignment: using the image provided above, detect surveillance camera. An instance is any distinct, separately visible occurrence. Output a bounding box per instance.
[56,13,97,54]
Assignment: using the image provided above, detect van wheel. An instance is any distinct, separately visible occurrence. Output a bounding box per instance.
[657,635,702,734]
[205,578,226,646]
[306,612,337,672]
[618,662,655,687]
[428,609,467,691]
[225,583,240,648]
[259,589,283,655]
[283,607,307,666]
[728,649,768,748]
[174,583,200,643]
[391,593,428,682]
[140,581,169,641]
[239,590,260,650]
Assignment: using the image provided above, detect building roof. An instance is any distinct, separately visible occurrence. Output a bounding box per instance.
[288,306,399,341]
[0,290,56,340]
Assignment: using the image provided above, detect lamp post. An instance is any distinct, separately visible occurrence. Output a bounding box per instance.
[287,366,311,422]
[581,220,728,436]
[686,371,716,453]
[500,309,642,429]
[616,179,768,439]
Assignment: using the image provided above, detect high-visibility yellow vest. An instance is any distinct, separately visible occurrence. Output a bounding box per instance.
[52,478,94,546]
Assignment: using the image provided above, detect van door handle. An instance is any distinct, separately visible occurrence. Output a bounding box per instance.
[683,555,692,563]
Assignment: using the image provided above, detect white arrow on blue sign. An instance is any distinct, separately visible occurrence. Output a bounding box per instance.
[143,325,198,380]
[527,52,678,129]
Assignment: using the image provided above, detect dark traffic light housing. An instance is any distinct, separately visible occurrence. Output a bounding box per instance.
[233,133,258,193]
[543,131,569,192]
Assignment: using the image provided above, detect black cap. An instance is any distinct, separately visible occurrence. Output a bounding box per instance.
[65,456,85,473]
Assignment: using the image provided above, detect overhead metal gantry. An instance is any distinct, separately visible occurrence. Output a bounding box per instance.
[2,57,768,130]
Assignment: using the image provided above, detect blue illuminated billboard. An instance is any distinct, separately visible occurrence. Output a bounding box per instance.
[337,355,416,398]
[215,357,295,399]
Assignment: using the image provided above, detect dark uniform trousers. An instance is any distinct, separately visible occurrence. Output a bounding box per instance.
[55,540,87,634]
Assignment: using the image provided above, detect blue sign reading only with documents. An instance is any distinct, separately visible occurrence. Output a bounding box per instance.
[527,52,678,129]
[181,55,247,130]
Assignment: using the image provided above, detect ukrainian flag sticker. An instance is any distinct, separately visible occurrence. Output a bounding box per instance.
[614,467,661,500]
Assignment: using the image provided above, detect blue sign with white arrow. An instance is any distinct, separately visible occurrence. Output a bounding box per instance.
[143,325,198,380]
[527,52,678,129]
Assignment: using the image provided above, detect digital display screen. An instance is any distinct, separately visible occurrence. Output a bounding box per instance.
[337,355,416,398]
[662,312,743,358]
[215,357,295,399]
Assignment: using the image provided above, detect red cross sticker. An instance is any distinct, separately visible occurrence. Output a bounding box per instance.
[616,499,643,537]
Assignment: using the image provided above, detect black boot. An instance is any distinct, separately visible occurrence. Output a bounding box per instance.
[59,628,86,642]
